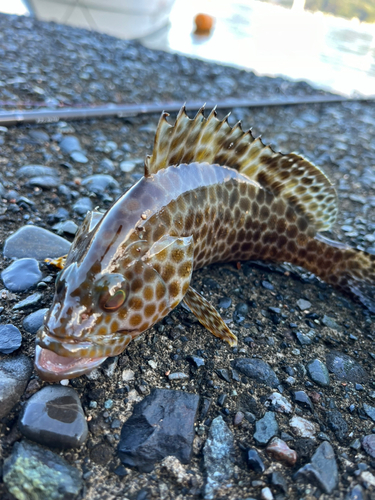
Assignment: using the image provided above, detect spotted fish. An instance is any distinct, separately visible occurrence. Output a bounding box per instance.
[35,106,375,381]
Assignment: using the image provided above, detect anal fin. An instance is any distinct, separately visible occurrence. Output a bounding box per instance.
[183,286,237,347]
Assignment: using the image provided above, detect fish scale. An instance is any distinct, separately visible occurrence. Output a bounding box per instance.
[35,105,375,382]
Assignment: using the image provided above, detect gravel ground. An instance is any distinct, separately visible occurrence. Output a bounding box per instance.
[1,12,375,500]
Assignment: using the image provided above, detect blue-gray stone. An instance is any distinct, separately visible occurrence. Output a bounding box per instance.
[81,174,119,195]
[52,220,78,236]
[120,160,137,172]
[307,359,330,387]
[326,351,368,384]
[70,151,88,163]
[1,258,43,292]
[19,385,88,449]
[322,315,341,330]
[17,165,59,178]
[60,135,82,153]
[326,410,348,442]
[0,324,22,354]
[203,416,234,500]
[26,176,60,189]
[23,308,49,334]
[0,355,33,418]
[98,158,115,172]
[254,412,279,445]
[363,403,375,422]
[294,441,338,494]
[3,226,71,260]
[73,197,93,216]
[3,440,83,500]
[13,292,43,310]
[29,130,49,143]
[231,358,280,387]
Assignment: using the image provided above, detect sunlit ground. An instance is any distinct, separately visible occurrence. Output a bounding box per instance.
[0,0,28,15]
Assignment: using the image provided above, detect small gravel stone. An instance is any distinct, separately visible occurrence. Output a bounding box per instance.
[73,197,93,216]
[293,391,314,412]
[294,441,338,494]
[322,314,340,330]
[266,437,297,466]
[3,440,83,500]
[186,355,205,367]
[23,308,49,334]
[168,372,189,381]
[289,416,317,438]
[326,410,348,442]
[218,297,232,309]
[19,385,88,449]
[27,176,60,188]
[265,392,293,414]
[81,174,119,195]
[59,135,82,153]
[247,449,265,473]
[326,351,368,383]
[203,416,234,500]
[17,165,59,178]
[231,358,280,387]
[0,355,33,418]
[0,324,22,354]
[296,299,311,310]
[306,358,330,386]
[1,258,42,292]
[120,159,137,172]
[70,151,88,163]
[3,225,71,260]
[13,292,43,310]
[362,434,375,458]
[52,220,79,236]
[261,486,273,500]
[254,411,279,446]
[363,403,375,422]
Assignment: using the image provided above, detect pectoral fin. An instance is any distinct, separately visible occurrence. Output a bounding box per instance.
[183,286,238,347]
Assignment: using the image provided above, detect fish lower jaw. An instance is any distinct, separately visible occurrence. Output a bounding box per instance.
[34,345,107,382]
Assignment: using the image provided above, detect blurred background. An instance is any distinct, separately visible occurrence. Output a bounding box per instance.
[1,0,375,97]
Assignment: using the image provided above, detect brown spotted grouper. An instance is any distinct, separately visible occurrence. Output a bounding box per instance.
[35,106,375,381]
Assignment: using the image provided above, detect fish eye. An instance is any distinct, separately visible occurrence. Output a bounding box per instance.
[101,289,126,311]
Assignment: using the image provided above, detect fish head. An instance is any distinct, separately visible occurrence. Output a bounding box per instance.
[34,257,173,382]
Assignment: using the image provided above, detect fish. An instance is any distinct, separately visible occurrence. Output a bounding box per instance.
[35,105,375,381]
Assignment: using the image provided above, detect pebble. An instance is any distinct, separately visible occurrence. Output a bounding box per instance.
[296,299,311,310]
[19,385,88,449]
[81,174,119,195]
[347,485,365,500]
[306,358,330,386]
[73,196,93,215]
[203,416,234,499]
[0,324,22,354]
[293,391,314,412]
[186,355,205,367]
[98,158,115,173]
[0,355,33,418]
[322,314,340,330]
[296,330,314,345]
[122,369,135,381]
[70,151,88,163]
[289,416,317,438]
[118,389,199,472]
[13,292,43,310]
[231,358,280,387]
[294,441,338,494]
[261,486,273,500]
[26,176,60,189]
[247,449,265,473]
[52,220,79,236]
[168,372,189,381]
[3,225,71,260]
[254,411,279,445]
[325,351,368,383]
[3,440,83,500]
[17,165,59,178]
[363,403,375,422]
[59,135,82,153]
[266,437,297,466]
[265,392,293,414]
[29,129,49,143]
[120,159,137,172]
[1,258,42,292]
[326,410,348,442]
[362,434,375,458]
[218,297,232,309]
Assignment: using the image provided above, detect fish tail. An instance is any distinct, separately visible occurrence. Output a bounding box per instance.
[291,233,375,312]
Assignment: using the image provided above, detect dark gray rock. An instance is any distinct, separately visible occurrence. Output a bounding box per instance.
[17,165,59,178]
[294,441,338,494]
[362,434,375,458]
[0,324,22,354]
[326,410,348,442]
[118,388,199,472]
[23,308,49,334]
[19,385,88,449]
[60,135,82,154]
[363,403,375,422]
[254,411,279,445]
[271,471,288,493]
[247,449,265,473]
[3,225,71,260]
[231,358,280,387]
[73,197,93,216]
[1,258,43,292]
[3,440,83,500]
[306,358,330,386]
[52,220,78,236]
[322,315,341,330]
[203,416,234,500]
[0,355,33,418]
[217,297,232,309]
[296,330,314,346]
[13,292,43,310]
[186,355,205,367]
[326,351,368,384]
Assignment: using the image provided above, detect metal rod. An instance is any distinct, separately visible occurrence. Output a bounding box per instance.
[0,95,372,127]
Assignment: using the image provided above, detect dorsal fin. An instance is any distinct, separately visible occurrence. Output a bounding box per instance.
[145,105,338,231]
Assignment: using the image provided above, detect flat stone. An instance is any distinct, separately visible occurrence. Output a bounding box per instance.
[247,449,265,473]
[120,159,137,172]
[296,299,311,310]
[52,220,78,236]
[296,330,314,346]
[19,385,88,449]
[1,258,43,292]
[326,410,348,442]
[26,176,60,189]
[346,485,365,500]
[293,391,314,412]
[73,197,93,216]
[363,403,375,422]
[60,135,82,153]
[289,416,317,438]
[362,434,375,458]
[266,437,297,466]
[254,412,279,445]
[231,358,280,387]
[326,351,368,384]
[271,471,288,493]
[3,225,71,260]
[0,323,22,354]
[70,151,88,163]
[203,416,234,500]
[322,315,341,330]
[307,359,330,386]
[23,308,49,334]
[265,393,293,414]
[3,440,83,500]
[81,174,119,194]
[0,355,33,418]
[186,355,205,368]
[13,292,43,310]
[118,388,199,472]
[294,441,338,494]
[17,165,59,178]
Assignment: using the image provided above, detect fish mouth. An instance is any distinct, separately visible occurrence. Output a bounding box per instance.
[34,345,107,382]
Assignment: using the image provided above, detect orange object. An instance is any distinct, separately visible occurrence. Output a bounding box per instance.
[194,13,214,34]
